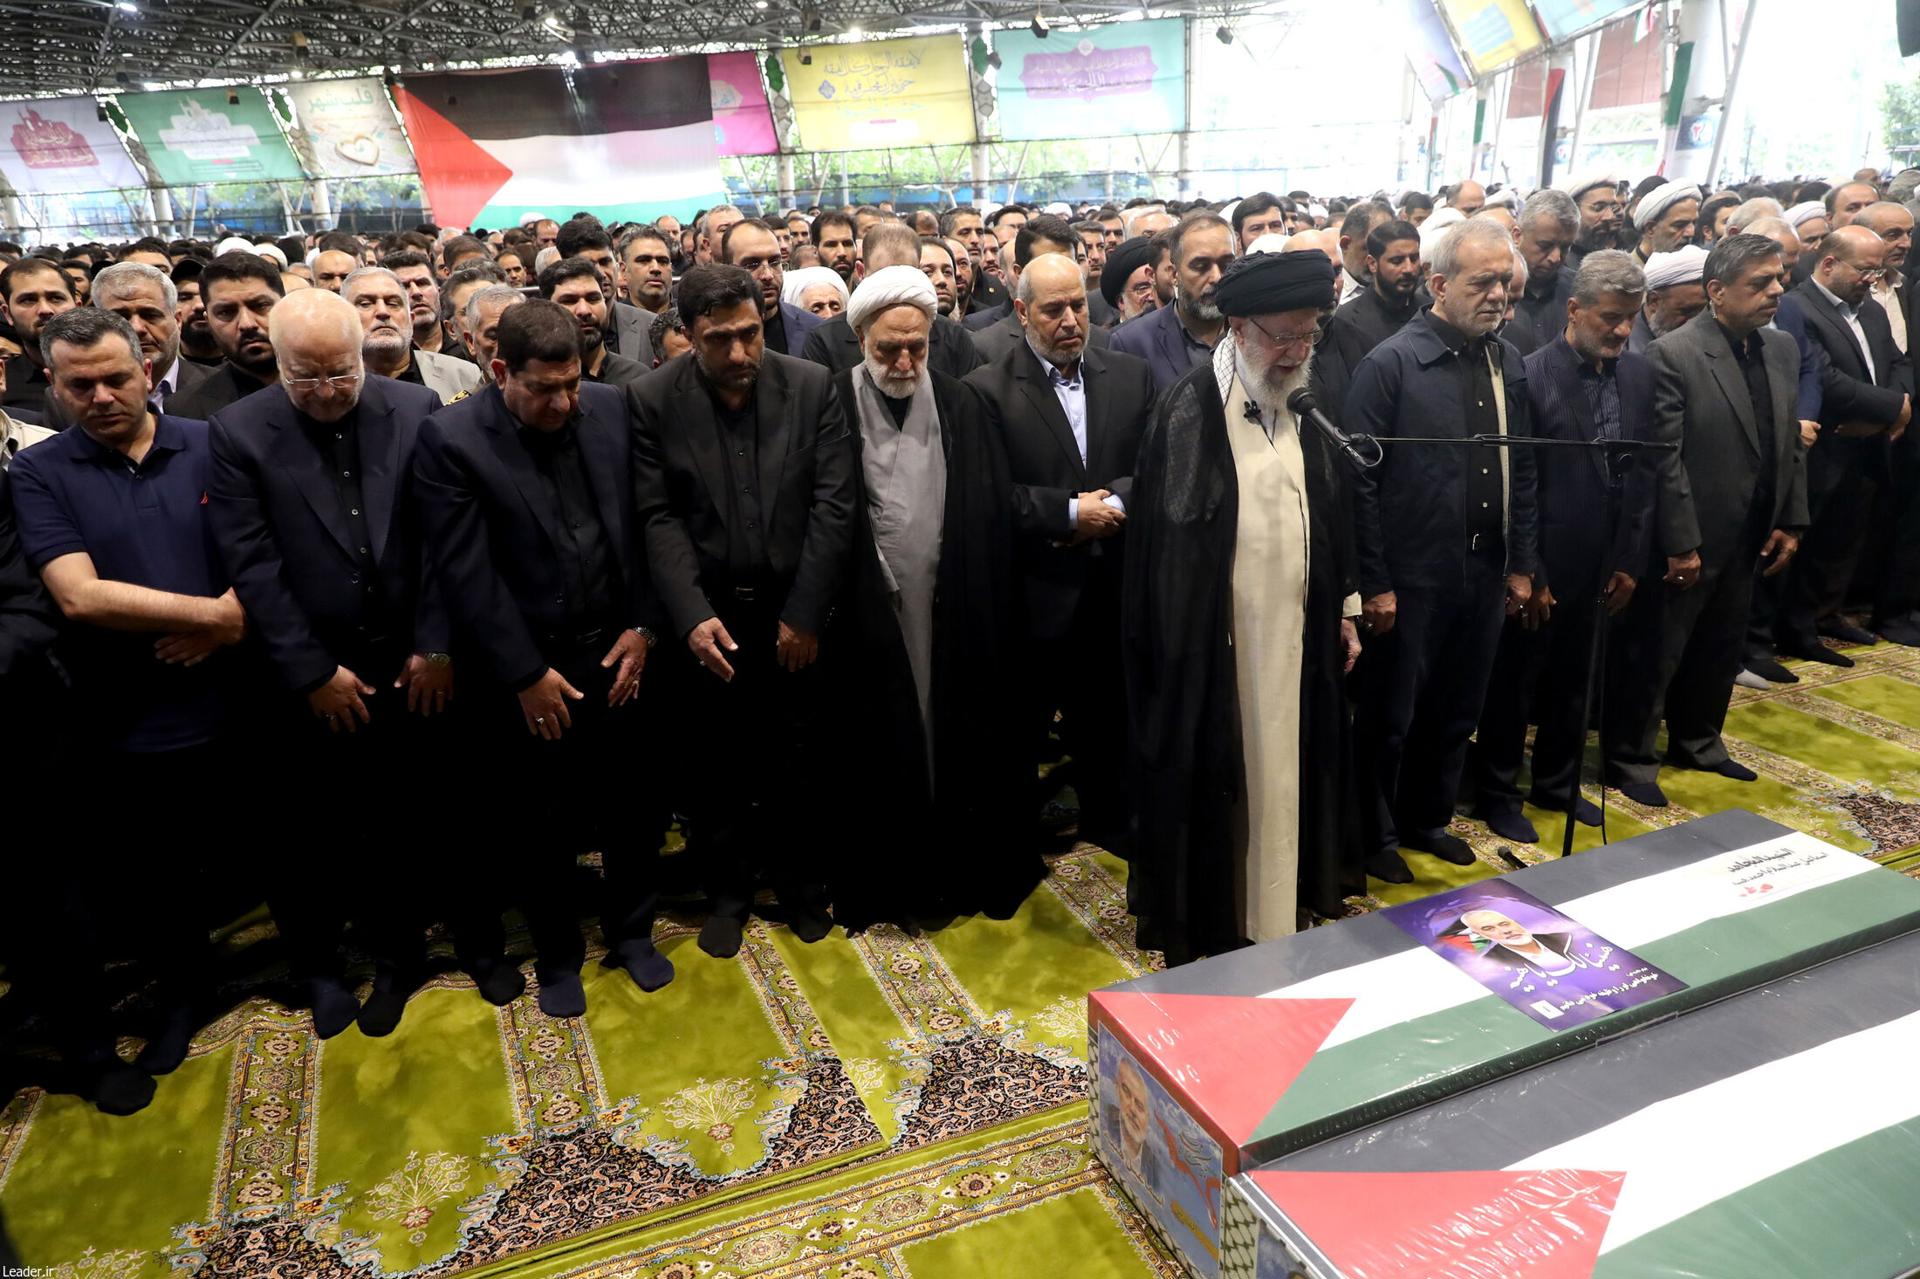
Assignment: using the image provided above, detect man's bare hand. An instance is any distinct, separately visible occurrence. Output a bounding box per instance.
[601,630,649,706]
[1604,570,1637,616]
[519,667,584,739]
[1665,550,1703,589]
[1340,618,1361,674]
[689,617,738,681]
[1760,529,1800,578]
[1361,592,1397,637]
[1521,582,1554,631]
[776,621,819,672]
[1073,490,1125,542]
[395,654,453,716]
[309,666,376,733]
[1504,573,1533,618]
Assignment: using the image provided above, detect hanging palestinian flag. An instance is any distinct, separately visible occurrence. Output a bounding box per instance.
[395,56,726,230]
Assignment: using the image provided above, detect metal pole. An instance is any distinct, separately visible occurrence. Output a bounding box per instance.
[1706,0,1757,187]
[1568,30,1599,174]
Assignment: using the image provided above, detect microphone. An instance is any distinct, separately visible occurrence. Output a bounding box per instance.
[1287,387,1381,469]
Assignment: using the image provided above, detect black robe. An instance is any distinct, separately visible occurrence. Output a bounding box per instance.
[1121,360,1363,963]
[825,368,1039,926]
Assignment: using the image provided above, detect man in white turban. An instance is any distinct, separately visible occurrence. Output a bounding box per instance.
[823,266,1036,930]
[1784,201,1833,257]
[1563,174,1627,266]
[1631,244,1710,352]
[1633,181,1702,263]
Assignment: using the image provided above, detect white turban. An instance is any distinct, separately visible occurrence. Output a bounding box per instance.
[780,265,848,311]
[1643,245,1709,291]
[1635,180,1701,229]
[845,264,937,333]
[1244,233,1291,255]
[1784,201,1828,229]
[1486,186,1520,211]
[1562,172,1618,202]
[1418,206,1465,257]
[519,211,550,227]
[1307,203,1328,222]
[254,242,288,268]
[214,235,255,257]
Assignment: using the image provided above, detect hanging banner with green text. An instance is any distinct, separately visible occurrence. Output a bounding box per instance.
[117,87,306,184]
[782,35,977,151]
[993,18,1186,140]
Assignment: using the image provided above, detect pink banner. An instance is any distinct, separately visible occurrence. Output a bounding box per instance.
[708,51,777,157]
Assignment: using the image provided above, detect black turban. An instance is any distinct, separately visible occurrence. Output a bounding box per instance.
[1099,235,1157,308]
[1214,249,1336,317]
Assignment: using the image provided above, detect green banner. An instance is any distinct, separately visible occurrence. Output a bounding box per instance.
[117,87,305,185]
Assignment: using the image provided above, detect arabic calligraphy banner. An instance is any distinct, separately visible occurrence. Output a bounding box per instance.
[0,96,146,194]
[283,77,415,178]
[993,18,1186,140]
[782,35,976,151]
[117,87,305,184]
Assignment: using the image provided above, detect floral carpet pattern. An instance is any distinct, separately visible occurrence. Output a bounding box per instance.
[6,641,1920,1279]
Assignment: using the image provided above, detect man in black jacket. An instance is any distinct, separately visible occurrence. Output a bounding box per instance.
[1319,219,1423,417]
[208,288,486,1037]
[1473,252,1656,844]
[415,300,669,1018]
[967,254,1153,854]
[1776,225,1911,663]
[632,265,855,959]
[169,251,285,420]
[1347,218,1539,882]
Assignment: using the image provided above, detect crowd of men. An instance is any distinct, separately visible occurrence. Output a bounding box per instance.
[2,164,1913,1115]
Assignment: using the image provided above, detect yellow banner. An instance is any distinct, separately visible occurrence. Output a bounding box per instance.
[1439,0,1544,76]
[783,35,977,151]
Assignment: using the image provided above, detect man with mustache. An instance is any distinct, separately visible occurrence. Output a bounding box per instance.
[168,251,285,420]
[89,262,212,415]
[537,256,648,392]
[171,259,220,367]
[1320,219,1423,417]
[1348,218,1540,883]
[1122,249,1362,957]
[341,267,479,405]
[1110,212,1234,397]
[1564,175,1628,270]
[821,266,1034,928]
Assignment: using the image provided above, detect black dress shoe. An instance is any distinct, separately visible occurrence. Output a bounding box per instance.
[470,957,527,1006]
[1613,780,1669,808]
[1528,792,1604,827]
[1476,805,1538,844]
[1403,828,1477,865]
[1744,656,1799,684]
[698,914,745,959]
[1778,638,1854,668]
[1817,619,1877,646]
[1364,850,1414,884]
[1877,617,1920,647]
[1695,758,1758,782]
[534,968,587,1019]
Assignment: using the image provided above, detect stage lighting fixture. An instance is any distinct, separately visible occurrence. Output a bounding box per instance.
[800,49,813,65]
[1216,24,1232,43]
[803,3,822,32]
[96,103,110,121]
[292,31,311,59]
[227,88,240,104]
[1030,9,1049,37]
[987,50,1002,69]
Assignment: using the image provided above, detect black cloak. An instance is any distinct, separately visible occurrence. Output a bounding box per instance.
[824,367,1040,926]
[1121,360,1364,964]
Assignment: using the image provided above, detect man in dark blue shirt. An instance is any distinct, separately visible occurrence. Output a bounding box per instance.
[1346,218,1539,883]
[8,308,249,1114]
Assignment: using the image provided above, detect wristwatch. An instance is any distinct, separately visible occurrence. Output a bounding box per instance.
[424,651,452,667]
[631,627,658,648]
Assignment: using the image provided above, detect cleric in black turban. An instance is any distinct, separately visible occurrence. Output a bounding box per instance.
[1121,243,1362,961]
[1100,235,1162,321]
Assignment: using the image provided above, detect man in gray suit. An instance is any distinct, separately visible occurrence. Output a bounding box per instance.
[1607,234,1809,808]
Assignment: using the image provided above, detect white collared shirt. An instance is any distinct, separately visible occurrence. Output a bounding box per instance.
[1813,277,1877,383]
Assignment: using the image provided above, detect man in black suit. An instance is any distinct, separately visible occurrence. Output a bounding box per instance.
[631,265,855,959]
[967,217,1115,364]
[90,262,211,415]
[1858,202,1920,643]
[1474,253,1656,843]
[1777,225,1911,664]
[208,288,480,1037]
[537,256,649,392]
[967,254,1152,854]
[169,251,284,420]
[802,222,982,379]
[416,300,671,1018]
[1606,235,1808,808]
[1108,213,1232,397]
[719,217,825,358]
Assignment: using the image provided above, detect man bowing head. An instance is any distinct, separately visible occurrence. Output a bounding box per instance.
[1124,250,1362,963]
[825,266,1034,928]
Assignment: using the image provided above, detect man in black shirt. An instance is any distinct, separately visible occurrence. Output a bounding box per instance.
[537,256,648,391]
[416,301,670,1019]
[1320,219,1423,417]
[632,265,855,958]
[1,258,76,415]
[169,251,285,420]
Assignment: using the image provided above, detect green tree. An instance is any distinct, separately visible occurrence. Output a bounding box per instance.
[1880,71,1920,167]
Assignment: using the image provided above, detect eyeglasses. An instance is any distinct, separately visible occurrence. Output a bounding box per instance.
[1245,315,1322,350]
[285,374,361,392]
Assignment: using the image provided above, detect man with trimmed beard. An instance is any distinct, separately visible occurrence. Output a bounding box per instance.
[537,256,648,391]
[169,251,284,420]
[719,217,823,358]
[1123,250,1362,959]
[1347,218,1539,883]
[944,235,976,316]
[341,267,479,405]
[1111,212,1234,396]
[172,260,220,366]
[1564,175,1627,269]
[821,266,1034,928]
[90,262,211,414]
[1320,219,1423,415]
[1098,236,1161,324]
[380,251,448,355]
[920,237,959,317]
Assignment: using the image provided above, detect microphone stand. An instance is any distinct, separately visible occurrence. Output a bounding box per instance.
[1316,411,1676,861]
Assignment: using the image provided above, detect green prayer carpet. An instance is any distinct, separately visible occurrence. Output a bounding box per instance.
[5,640,1920,1278]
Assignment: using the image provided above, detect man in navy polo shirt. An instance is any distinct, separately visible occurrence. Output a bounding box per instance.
[9,308,249,1115]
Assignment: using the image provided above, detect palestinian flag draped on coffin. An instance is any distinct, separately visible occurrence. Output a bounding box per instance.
[394,56,726,230]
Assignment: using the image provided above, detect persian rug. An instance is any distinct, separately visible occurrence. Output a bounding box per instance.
[5,639,1919,1278]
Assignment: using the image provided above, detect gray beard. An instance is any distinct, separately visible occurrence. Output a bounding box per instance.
[863,352,920,400]
[1234,342,1313,419]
